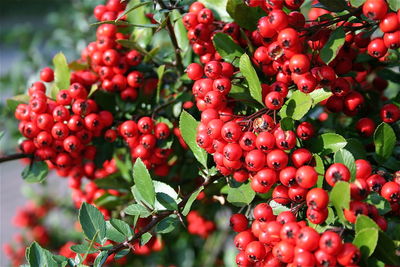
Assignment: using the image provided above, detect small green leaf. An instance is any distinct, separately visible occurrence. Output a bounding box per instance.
[6,94,29,112]
[93,193,121,209]
[350,0,365,7]
[365,193,391,215]
[114,249,130,260]
[309,133,347,155]
[88,84,99,98]
[124,204,152,218]
[132,158,155,208]
[70,243,97,254]
[320,27,345,64]
[182,186,204,216]
[26,242,58,267]
[345,138,367,159]
[317,0,348,12]
[21,161,48,183]
[269,200,290,215]
[227,182,255,207]
[314,154,325,188]
[172,10,189,54]
[309,88,332,106]
[153,181,180,211]
[239,53,263,105]
[355,215,379,233]
[93,251,108,267]
[353,228,379,259]
[280,91,312,120]
[212,33,244,67]
[374,122,396,161]
[79,203,107,245]
[387,0,400,15]
[140,232,153,246]
[334,149,356,182]
[179,110,208,168]
[280,117,294,131]
[330,181,350,224]
[156,216,178,234]
[53,52,71,91]
[226,0,264,30]
[116,1,152,21]
[156,65,165,103]
[109,219,133,241]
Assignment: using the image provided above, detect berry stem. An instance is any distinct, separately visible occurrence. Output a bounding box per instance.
[0,153,32,164]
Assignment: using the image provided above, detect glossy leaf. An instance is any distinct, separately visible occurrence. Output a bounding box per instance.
[226,0,264,30]
[26,242,58,267]
[21,161,48,183]
[353,227,379,259]
[132,158,155,208]
[156,215,179,234]
[309,88,332,106]
[6,94,29,112]
[212,33,244,67]
[365,193,391,215]
[280,91,312,120]
[53,52,71,91]
[309,133,347,155]
[124,203,152,218]
[334,149,356,182]
[182,186,204,216]
[179,110,208,168]
[330,181,350,224]
[227,182,255,207]
[79,203,107,244]
[355,215,380,233]
[320,27,345,64]
[239,53,263,105]
[374,122,396,161]
[153,180,180,211]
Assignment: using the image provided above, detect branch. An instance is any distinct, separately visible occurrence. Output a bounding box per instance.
[105,174,222,257]
[0,153,32,163]
[156,0,184,74]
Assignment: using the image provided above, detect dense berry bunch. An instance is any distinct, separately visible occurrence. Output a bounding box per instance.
[231,205,361,266]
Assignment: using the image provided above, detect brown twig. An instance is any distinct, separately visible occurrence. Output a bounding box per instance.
[156,0,184,74]
[0,153,32,164]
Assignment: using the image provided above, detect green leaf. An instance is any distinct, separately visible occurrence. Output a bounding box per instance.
[110,219,133,239]
[314,154,325,188]
[212,33,244,67]
[88,84,99,98]
[93,251,108,267]
[269,200,290,215]
[79,203,107,245]
[353,228,379,259]
[126,0,153,47]
[239,53,263,105]
[153,181,180,211]
[199,0,231,21]
[124,204,152,218]
[132,158,155,208]
[309,133,347,155]
[93,193,121,209]
[309,88,332,106]
[26,242,58,267]
[6,94,29,112]
[179,110,208,168]
[280,91,312,120]
[355,215,379,233]
[330,181,350,224]
[374,122,396,161]
[317,0,348,12]
[106,220,130,243]
[53,52,71,91]
[70,243,97,254]
[21,161,48,183]
[374,231,400,266]
[227,182,255,207]
[172,10,189,54]
[280,117,294,131]
[140,232,153,246]
[114,249,130,260]
[156,216,178,234]
[334,149,356,182]
[365,193,391,215]
[182,186,204,216]
[226,0,265,30]
[116,1,152,21]
[387,0,400,13]
[345,138,367,159]
[320,27,345,64]
[156,65,165,103]
[350,0,365,7]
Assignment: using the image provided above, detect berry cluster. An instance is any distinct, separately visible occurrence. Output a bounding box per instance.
[187,210,216,238]
[231,205,361,266]
[15,72,114,180]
